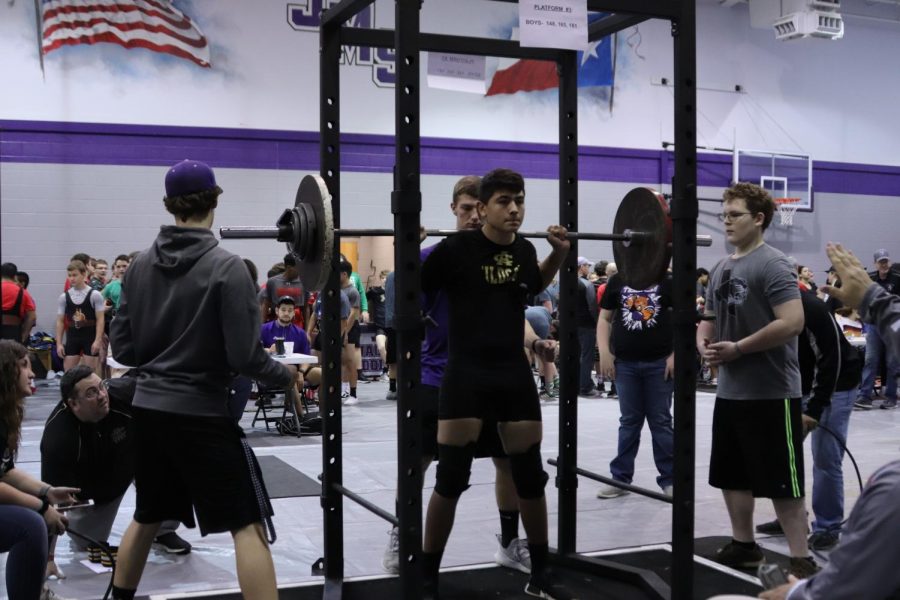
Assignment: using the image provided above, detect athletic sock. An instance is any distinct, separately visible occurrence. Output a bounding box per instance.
[499,510,520,547]
[350,386,357,397]
[389,378,397,392]
[528,542,549,576]
[112,587,136,600]
[732,538,757,549]
[423,550,443,585]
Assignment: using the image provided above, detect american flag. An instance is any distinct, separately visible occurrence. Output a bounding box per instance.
[40,0,211,67]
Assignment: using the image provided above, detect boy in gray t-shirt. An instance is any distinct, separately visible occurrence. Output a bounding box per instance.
[697,182,817,580]
[705,244,802,400]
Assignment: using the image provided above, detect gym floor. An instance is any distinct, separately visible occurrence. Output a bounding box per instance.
[5,376,897,600]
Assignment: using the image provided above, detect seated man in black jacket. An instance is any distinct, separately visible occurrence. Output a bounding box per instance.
[41,366,189,559]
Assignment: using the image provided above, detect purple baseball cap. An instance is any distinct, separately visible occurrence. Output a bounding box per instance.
[165,159,218,197]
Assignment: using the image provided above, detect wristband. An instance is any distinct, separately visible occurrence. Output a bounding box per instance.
[531,339,540,353]
[37,498,50,516]
[734,341,744,356]
[38,485,51,500]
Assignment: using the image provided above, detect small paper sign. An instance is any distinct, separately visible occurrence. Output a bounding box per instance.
[426,52,487,94]
[519,0,588,50]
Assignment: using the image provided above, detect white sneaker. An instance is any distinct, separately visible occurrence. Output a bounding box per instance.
[596,482,629,499]
[382,527,400,574]
[662,485,673,497]
[494,534,531,573]
[343,395,359,406]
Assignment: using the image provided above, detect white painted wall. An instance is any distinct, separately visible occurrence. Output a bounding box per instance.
[1,1,899,165]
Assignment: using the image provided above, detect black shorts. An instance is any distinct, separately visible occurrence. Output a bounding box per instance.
[312,327,345,351]
[709,397,805,499]
[385,328,396,365]
[64,329,98,357]
[439,359,541,423]
[131,406,273,535]
[473,420,507,458]
[420,384,439,458]
[346,322,361,347]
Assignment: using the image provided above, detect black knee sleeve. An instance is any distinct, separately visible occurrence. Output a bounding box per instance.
[509,443,548,499]
[434,443,475,499]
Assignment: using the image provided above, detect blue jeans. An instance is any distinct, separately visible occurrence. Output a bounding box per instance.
[609,358,674,488]
[577,326,596,393]
[0,504,48,600]
[809,388,856,533]
[859,326,899,400]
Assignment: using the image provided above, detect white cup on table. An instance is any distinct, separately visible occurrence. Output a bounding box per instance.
[284,341,295,355]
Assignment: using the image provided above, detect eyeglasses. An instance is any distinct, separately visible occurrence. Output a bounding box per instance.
[80,380,109,401]
[718,211,754,223]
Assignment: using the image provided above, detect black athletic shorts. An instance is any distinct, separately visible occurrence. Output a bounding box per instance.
[439,358,541,423]
[709,397,805,499]
[346,322,361,347]
[385,328,396,365]
[64,329,98,357]
[420,384,439,458]
[312,328,345,352]
[473,420,507,458]
[131,406,273,535]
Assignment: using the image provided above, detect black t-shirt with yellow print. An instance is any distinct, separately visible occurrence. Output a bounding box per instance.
[422,229,543,365]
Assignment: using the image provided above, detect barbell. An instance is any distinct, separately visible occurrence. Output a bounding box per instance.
[219,175,712,291]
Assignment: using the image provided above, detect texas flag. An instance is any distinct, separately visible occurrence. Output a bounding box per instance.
[486,20,614,96]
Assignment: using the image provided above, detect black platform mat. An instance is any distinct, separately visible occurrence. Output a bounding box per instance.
[165,564,652,599]
[594,542,764,598]
[257,455,320,499]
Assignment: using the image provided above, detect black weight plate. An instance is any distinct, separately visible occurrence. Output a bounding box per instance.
[612,188,672,290]
[293,175,334,292]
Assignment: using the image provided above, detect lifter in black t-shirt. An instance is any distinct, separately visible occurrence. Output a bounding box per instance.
[420,169,572,599]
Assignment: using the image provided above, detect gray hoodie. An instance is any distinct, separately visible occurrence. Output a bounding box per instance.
[110,226,291,417]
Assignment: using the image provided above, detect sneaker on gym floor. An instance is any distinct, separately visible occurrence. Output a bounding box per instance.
[382,527,400,574]
[343,395,359,406]
[494,534,531,573]
[789,556,820,579]
[579,389,602,398]
[606,385,618,398]
[525,568,575,599]
[385,389,398,400]
[854,397,874,410]
[711,540,765,569]
[154,532,192,555]
[755,519,784,535]
[880,398,897,409]
[807,530,839,551]
[547,377,560,398]
[596,482,629,499]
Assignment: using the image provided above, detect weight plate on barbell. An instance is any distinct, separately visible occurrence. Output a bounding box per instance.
[293,174,334,292]
[612,188,671,290]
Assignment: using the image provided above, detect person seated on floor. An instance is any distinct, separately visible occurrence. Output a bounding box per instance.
[40,365,190,573]
[259,296,320,416]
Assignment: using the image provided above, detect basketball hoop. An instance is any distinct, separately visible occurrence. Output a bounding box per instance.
[775,198,801,227]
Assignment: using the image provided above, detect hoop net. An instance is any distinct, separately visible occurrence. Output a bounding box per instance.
[775,198,801,226]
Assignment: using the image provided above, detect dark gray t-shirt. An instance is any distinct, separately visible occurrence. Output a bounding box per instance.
[706,243,801,400]
[343,283,360,319]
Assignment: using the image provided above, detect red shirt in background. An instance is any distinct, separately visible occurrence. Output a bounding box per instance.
[2,280,36,317]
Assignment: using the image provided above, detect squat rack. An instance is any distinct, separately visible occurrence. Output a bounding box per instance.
[315,2,698,599]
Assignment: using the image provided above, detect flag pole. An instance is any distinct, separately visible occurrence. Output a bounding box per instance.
[33,0,45,80]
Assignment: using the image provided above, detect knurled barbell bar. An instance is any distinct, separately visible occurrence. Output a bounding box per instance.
[219,175,712,291]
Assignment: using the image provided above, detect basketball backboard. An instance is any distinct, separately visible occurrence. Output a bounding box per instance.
[734,149,812,211]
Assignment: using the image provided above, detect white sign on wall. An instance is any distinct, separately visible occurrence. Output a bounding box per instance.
[426,52,487,94]
[518,0,588,50]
